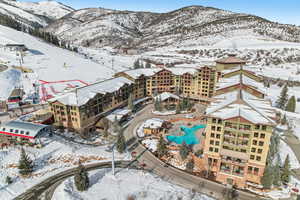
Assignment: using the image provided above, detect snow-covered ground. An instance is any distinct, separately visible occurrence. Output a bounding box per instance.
[279,140,300,169]
[0,136,129,200]
[53,169,214,200]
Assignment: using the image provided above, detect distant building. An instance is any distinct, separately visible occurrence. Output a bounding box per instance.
[5,44,28,52]
[8,88,24,103]
[0,120,51,141]
[216,54,246,71]
[117,46,142,55]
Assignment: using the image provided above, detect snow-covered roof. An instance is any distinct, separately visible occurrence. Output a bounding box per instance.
[105,109,131,122]
[207,90,276,125]
[49,77,134,106]
[142,118,165,129]
[216,74,265,94]
[154,92,180,102]
[121,67,199,79]
[216,56,246,64]
[0,120,49,138]
[222,65,259,76]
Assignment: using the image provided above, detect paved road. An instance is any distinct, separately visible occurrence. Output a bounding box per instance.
[13,160,135,200]
[124,104,267,200]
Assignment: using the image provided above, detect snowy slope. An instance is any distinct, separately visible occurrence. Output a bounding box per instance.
[3,0,74,20]
[45,6,300,48]
[0,0,74,27]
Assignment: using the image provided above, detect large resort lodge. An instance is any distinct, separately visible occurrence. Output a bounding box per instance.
[49,55,276,189]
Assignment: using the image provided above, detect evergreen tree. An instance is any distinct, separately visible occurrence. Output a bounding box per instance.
[276,84,288,109]
[145,62,151,68]
[116,130,126,153]
[281,114,287,125]
[157,135,167,158]
[285,96,296,112]
[186,158,194,172]
[113,116,121,133]
[5,176,12,184]
[261,165,274,189]
[281,155,291,184]
[273,162,281,187]
[18,148,34,176]
[176,103,181,114]
[179,142,190,160]
[102,118,110,137]
[74,163,89,191]
[127,93,134,110]
[133,60,140,69]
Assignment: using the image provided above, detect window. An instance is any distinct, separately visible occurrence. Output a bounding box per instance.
[216,141,220,146]
[211,133,215,138]
[260,133,265,139]
[216,134,221,139]
[10,129,13,132]
[262,125,267,131]
[259,141,264,146]
[250,155,255,160]
[255,125,260,130]
[214,148,219,153]
[20,130,24,134]
[15,130,19,133]
[2,128,5,131]
[26,131,30,135]
[212,118,217,123]
[248,166,253,171]
[254,132,259,137]
[256,156,261,161]
[217,127,221,131]
[251,148,256,153]
[212,126,216,131]
[252,140,257,145]
[209,147,213,152]
[258,149,263,154]
[210,140,214,145]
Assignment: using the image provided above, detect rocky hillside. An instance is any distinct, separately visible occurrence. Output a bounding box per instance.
[44,6,300,48]
[0,0,74,27]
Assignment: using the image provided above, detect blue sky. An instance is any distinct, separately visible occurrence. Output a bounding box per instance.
[24,0,300,25]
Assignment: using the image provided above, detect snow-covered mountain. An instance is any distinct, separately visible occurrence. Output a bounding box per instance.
[0,0,74,27]
[44,6,300,48]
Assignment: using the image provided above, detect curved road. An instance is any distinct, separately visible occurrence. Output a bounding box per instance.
[13,160,135,200]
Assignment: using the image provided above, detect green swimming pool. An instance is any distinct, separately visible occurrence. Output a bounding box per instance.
[166,124,206,145]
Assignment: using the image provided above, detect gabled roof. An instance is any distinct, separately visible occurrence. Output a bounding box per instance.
[207,90,276,125]
[216,56,246,64]
[154,92,180,102]
[49,77,134,106]
[216,74,265,94]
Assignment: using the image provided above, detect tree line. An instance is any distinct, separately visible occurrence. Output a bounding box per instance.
[0,14,78,52]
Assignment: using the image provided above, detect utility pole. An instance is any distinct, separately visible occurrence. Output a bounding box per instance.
[111,57,115,71]
[112,143,116,176]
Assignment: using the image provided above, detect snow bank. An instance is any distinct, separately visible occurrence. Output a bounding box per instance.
[53,169,214,200]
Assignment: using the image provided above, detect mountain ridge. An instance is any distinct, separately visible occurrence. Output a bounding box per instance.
[44,5,300,49]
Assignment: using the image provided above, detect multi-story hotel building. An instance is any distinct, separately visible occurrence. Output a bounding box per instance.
[203,67,276,189]
[50,66,217,133]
